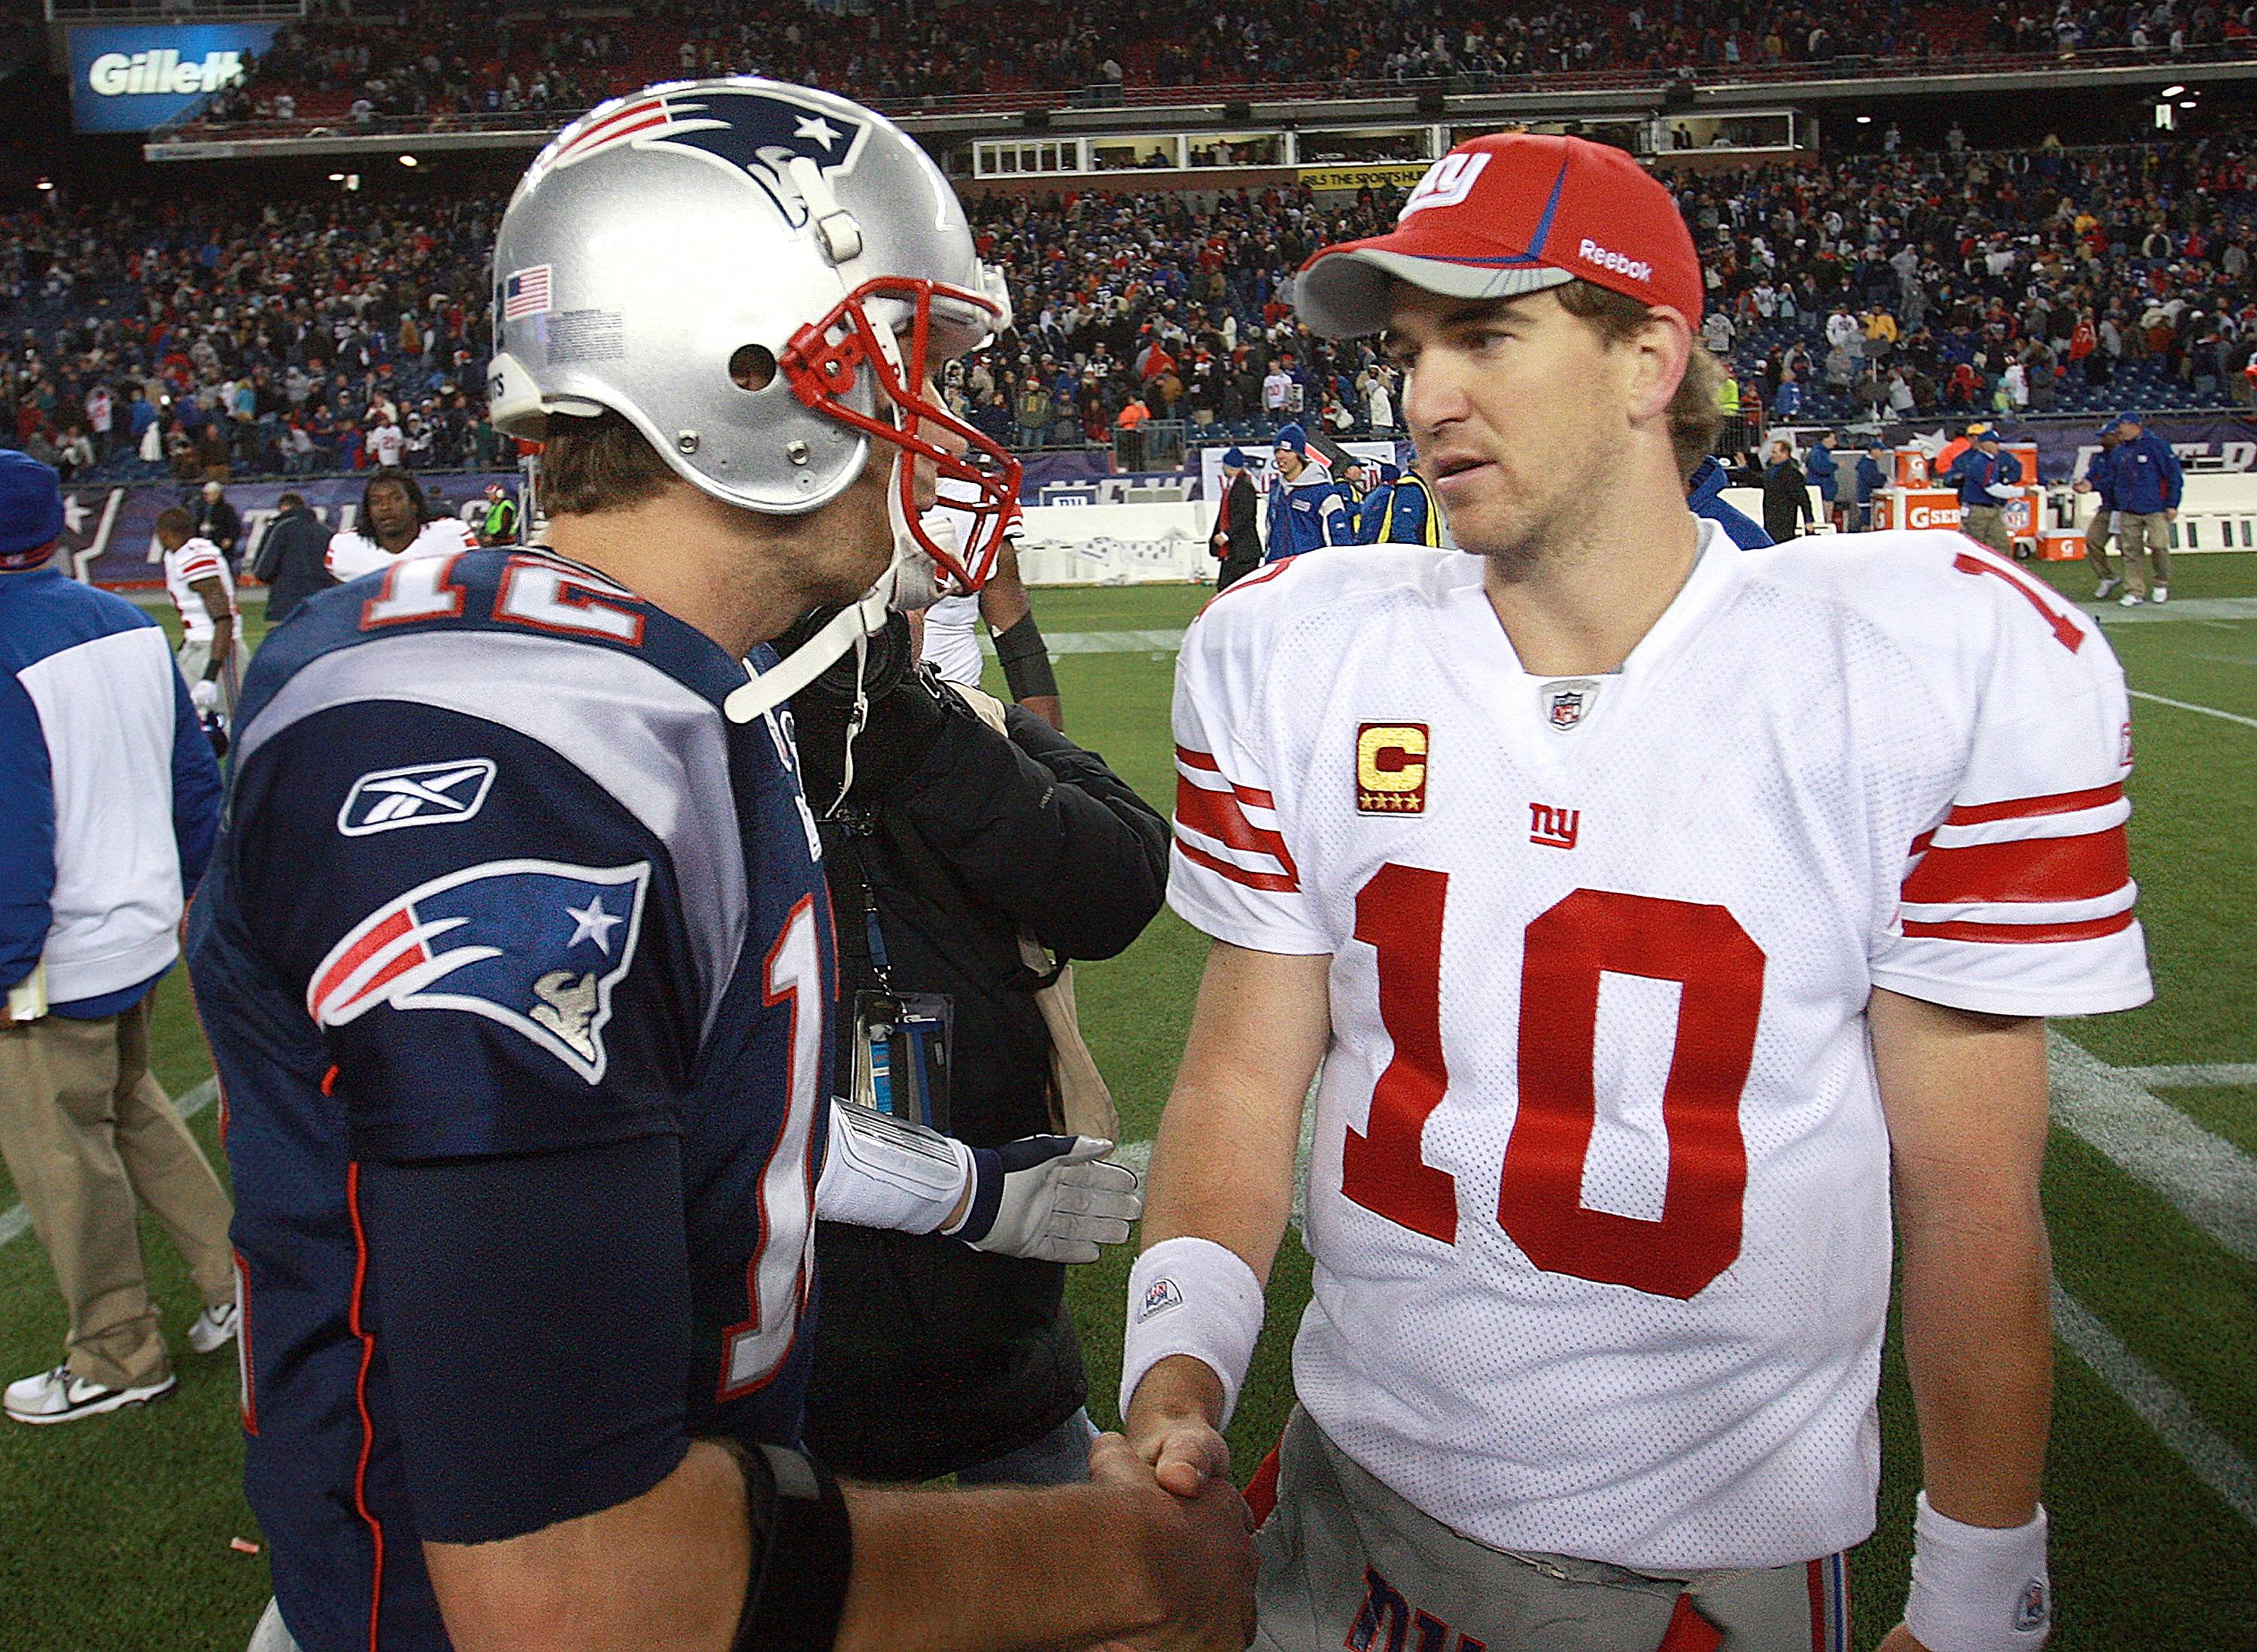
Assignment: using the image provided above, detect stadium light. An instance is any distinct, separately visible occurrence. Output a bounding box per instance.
[2162,83,2186,96]
[399,154,418,167]
[327,172,345,181]
[35,178,53,191]
[1855,114,1873,124]
[2180,99,2198,109]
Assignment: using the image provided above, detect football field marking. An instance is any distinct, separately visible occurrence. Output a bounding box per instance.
[2049,1034,2257,1265]
[0,1078,217,1252]
[2127,1063,2257,1089]
[2052,1283,2257,1526]
[2127,689,2257,730]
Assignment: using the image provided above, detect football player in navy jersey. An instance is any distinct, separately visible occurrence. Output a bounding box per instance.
[190,80,1255,1652]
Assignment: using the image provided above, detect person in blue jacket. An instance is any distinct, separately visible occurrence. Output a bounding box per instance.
[1855,444,1891,532]
[1946,432,2019,558]
[1684,454,1772,548]
[1353,463,1441,545]
[0,450,235,1426]
[2073,421,2126,600]
[1263,424,1353,561]
[1802,432,1842,532]
[2107,414,2184,604]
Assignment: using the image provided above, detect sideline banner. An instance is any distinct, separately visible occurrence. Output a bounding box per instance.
[1299,163,1430,193]
[65,472,514,589]
[68,23,279,132]
[1013,503,1213,585]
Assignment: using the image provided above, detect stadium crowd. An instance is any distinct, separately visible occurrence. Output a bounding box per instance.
[194,0,2257,130]
[3,130,2252,485]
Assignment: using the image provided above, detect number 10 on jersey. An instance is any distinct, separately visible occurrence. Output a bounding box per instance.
[1343,866,1766,1301]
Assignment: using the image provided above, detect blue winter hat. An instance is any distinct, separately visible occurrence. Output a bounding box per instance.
[0,450,65,569]
[2097,418,2123,436]
[1378,463,1404,484]
[1222,447,1248,468]
[1274,424,1308,455]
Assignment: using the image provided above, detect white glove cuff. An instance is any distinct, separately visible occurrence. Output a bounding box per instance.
[1905,1492,2051,1652]
[1119,1236,1265,1430]
[813,1101,974,1234]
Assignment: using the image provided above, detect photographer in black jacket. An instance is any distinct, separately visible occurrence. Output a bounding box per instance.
[790,609,1168,1486]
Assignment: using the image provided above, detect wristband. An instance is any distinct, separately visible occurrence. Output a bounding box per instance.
[992,612,1059,701]
[1903,1492,2050,1652]
[1120,1236,1265,1429]
[734,1444,854,1652]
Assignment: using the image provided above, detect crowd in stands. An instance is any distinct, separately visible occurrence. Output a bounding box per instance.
[3,130,2252,487]
[192,0,2257,132]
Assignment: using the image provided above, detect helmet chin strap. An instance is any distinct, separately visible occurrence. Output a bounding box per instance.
[721,452,932,726]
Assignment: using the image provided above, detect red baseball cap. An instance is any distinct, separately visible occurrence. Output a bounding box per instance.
[1294,133,1703,339]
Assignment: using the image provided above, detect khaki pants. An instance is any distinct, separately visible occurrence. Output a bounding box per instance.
[2117,512,2173,597]
[0,996,235,1389]
[1960,503,2013,557]
[1254,1408,1847,1652]
[175,636,241,719]
[2084,507,2119,579]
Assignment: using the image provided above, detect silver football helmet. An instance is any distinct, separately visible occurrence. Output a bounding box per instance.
[488,78,1019,630]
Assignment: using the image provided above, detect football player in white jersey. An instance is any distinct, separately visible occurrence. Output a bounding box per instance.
[916,484,1062,727]
[324,466,478,582]
[1121,132,2150,1652]
[156,505,244,717]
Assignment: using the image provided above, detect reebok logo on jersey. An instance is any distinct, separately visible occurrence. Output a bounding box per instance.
[1577,238,1654,283]
[308,858,650,1083]
[1356,724,1429,814]
[338,759,498,836]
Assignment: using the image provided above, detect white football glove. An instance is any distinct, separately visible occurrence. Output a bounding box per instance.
[943,1134,1142,1264]
[189,678,220,713]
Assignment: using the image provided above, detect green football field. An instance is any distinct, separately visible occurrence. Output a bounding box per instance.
[2,552,2251,1651]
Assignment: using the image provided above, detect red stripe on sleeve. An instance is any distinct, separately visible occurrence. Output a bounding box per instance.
[1944,782,2123,826]
[1901,824,2129,905]
[1175,773,1299,883]
[1175,835,1301,894]
[1901,908,2136,945]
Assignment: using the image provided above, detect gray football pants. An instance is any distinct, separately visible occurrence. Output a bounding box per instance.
[1253,1408,1848,1652]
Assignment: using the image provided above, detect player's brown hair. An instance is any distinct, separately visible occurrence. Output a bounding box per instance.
[537,408,677,517]
[155,506,193,542]
[1554,280,1724,481]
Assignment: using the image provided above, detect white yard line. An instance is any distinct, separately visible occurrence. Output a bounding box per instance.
[2128,688,2257,730]
[2048,1034,2257,1266]
[2128,1063,2257,1090]
[0,1078,217,1251]
[2052,1284,2257,1526]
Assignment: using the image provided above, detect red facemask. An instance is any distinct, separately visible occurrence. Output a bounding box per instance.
[782,275,1022,594]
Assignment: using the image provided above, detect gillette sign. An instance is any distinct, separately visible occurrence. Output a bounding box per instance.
[68,25,278,132]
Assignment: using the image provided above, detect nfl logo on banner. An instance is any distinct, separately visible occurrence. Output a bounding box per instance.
[1356,723,1429,814]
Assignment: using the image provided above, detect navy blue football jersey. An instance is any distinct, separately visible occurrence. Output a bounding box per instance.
[189,548,834,1652]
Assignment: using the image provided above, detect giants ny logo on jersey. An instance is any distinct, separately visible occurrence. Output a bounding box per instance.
[308,859,650,1083]
[337,759,497,837]
[539,84,868,230]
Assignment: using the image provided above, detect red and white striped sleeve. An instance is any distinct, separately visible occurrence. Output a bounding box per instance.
[1165,612,1331,955]
[172,541,224,585]
[1873,565,2152,1017]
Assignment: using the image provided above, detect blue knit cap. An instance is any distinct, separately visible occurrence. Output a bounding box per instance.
[1273,424,1308,455]
[0,450,65,569]
[1223,447,1248,468]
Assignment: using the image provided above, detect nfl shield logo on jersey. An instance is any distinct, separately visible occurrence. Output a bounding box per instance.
[307,859,651,1083]
[1541,679,1601,731]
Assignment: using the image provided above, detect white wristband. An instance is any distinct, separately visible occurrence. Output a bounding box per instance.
[1120,1237,1265,1429]
[1904,1492,2051,1652]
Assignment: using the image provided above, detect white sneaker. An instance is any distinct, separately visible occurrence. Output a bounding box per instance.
[188,1301,239,1355]
[2094,576,2121,600]
[2119,591,2143,607]
[2151,585,2169,603]
[5,1364,177,1426]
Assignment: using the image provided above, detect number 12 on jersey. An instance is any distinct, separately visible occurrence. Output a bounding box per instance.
[1343,865,1766,1300]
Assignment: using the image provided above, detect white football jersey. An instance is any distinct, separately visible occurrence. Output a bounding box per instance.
[164,536,243,644]
[1168,521,2149,1571]
[921,594,983,688]
[326,516,478,582]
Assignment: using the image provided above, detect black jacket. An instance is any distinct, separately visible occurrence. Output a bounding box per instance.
[188,493,245,569]
[1211,472,1262,575]
[252,504,336,623]
[1761,460,1815,541]
[799,684,1167,1481]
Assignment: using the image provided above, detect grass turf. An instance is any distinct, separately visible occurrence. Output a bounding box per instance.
[2,554,2249,1650]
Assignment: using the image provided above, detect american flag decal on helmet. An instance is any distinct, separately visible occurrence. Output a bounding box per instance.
[539,83,868,230]
[307,858,651,1083]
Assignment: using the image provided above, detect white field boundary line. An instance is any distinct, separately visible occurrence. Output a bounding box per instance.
[2048,1033,2257,1266]
[0,1078,217,1251]
[2128,688,2257,730]
[2052,1283,2257,1526]
[2129,1063,2257,1089]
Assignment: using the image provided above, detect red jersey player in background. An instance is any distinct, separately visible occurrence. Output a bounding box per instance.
[1120,133,2149,1652]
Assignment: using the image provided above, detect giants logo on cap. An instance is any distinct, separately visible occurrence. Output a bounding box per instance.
[1399,153,1491,220]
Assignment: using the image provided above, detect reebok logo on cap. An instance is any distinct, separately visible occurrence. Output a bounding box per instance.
[1578,238,1653,282]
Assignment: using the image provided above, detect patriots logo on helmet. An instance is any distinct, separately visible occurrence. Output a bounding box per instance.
[543,83,868,231]
[307,858,651,1083]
